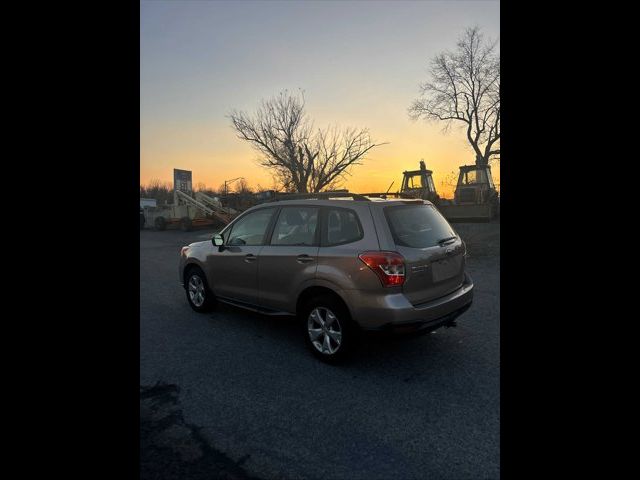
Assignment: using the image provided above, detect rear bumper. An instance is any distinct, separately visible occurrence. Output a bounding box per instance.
[343,272,474,331]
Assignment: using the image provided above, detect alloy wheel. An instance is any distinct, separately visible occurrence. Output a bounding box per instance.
[188,274,206,307]
[307,307,343,355]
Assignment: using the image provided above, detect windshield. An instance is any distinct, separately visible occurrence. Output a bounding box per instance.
[406,173,425,189]
[385,204,455,248]
[461,169,488,185]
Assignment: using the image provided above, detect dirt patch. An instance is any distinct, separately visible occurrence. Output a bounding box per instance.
[140,383,260,480]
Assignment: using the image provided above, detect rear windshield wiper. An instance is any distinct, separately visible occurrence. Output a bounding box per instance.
[437,235,457,245]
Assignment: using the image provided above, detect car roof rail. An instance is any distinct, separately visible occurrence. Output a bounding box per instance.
[267,191,372,202]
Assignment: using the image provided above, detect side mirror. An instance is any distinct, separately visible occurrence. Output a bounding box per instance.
[212,234,224,248]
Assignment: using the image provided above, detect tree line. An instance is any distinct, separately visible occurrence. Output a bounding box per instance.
[140,178,259,205]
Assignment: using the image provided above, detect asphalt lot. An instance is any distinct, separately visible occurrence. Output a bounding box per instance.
[140,222,500,479]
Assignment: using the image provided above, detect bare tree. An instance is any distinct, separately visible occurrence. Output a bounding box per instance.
[235,178,253,195]
[140,179,173,205]
[409,27,500,167]
[310,126,380,192]
[229,90,384,192]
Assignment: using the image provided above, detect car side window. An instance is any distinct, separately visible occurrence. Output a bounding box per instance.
[324,208,363,246]
[227,208,275,246]
[271,207,319,246]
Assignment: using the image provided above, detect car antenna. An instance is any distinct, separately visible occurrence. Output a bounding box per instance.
[385,181,395,195]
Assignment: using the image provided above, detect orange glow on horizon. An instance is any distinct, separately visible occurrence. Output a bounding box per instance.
[140,114,499,200]
[140,141,500,200]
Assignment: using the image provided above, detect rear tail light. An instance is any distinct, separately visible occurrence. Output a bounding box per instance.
[358,251,405,287]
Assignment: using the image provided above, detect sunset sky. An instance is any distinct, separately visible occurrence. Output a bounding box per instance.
[140,0,500,198]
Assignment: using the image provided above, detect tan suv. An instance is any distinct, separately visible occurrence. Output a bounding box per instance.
[179,196,473,362]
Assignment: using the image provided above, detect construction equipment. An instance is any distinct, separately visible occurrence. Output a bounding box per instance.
[143,190,235,231]
[437,164,499,222]
[195,191,238,216]
[358,161,439,202]
[142,169,237,231]
[380,160,499,222]
[399,160,440,203]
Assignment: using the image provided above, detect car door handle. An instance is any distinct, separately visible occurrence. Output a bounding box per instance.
[296,254,315,264]
[244,254,257,263]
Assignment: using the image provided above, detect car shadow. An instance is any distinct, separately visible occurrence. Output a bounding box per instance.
[204,301,468,374]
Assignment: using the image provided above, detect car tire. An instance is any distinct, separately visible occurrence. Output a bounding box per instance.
[155,216,167,231]
[184,266,215,312]
[301,294,355,363]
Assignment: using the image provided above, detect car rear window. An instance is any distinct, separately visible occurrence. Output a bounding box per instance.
[385,204,455,248]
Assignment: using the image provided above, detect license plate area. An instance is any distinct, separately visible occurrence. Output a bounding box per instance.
[432,256,461,282]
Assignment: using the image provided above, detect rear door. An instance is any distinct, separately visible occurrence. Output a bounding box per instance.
[257,206,320,312]
[384,204,465,305]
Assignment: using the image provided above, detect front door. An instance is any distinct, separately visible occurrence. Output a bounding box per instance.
[206,207,277,305]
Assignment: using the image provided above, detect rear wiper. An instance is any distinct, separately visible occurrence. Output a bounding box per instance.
[437,235,457,245]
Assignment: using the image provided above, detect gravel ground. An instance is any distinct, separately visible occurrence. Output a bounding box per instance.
[140,221,500,479]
